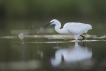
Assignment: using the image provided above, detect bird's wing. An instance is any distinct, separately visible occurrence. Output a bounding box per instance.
[68,24,92,35]
[63,22,84,28]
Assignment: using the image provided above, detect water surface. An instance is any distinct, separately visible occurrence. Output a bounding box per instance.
[0,35,106,71]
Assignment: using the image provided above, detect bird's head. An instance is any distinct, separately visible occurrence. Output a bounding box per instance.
[43,19,60,28]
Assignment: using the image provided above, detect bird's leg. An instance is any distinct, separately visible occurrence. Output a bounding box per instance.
[80,35,85,41]
[75,35,79,42]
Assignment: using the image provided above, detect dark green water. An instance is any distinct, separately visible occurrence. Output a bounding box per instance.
[0,37,106,71]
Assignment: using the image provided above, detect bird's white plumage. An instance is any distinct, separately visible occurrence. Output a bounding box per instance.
[45,19,92,41]
[64,22,92,35]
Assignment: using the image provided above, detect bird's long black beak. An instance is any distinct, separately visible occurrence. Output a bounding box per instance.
[43,21,53,28]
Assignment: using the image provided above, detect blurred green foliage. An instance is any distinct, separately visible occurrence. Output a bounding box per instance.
[0,0,105,20]
[0,0,106,36]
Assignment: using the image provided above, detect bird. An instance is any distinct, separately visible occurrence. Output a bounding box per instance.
[43,19,92,41]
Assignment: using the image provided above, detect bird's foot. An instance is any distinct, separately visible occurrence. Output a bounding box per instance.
[80,35,85,41]
[75,40,79,42]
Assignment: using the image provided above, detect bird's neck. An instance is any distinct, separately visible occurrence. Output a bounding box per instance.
[55,23,63,34]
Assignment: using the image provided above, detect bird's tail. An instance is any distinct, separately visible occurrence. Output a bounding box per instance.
[87,24,92,30]
[84,24,92,33]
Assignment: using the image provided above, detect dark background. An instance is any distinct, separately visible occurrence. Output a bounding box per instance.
[0,0,106,35]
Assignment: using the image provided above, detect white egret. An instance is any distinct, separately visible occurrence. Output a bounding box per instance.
[43,19,92,41]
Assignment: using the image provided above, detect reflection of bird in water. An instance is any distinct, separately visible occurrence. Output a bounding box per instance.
[43,19,92,41]
[51,42,92,66]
